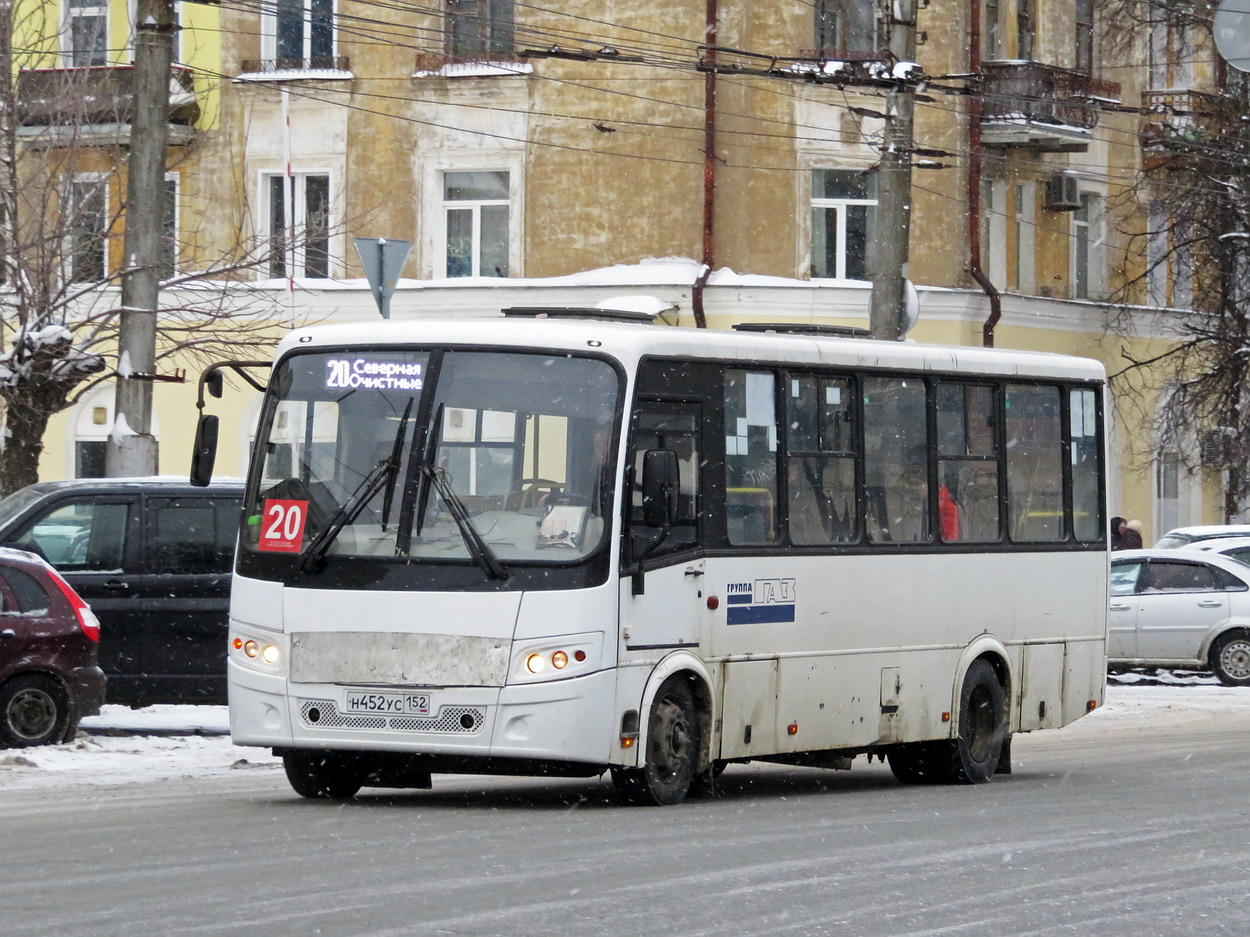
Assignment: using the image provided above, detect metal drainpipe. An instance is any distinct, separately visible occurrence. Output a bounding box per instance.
[968,0,1003,347]
[691,0,717,329]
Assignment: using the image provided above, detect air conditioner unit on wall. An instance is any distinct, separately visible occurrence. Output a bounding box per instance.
[1045,174,1082,211]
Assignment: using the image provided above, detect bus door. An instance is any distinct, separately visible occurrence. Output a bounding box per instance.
[620,404,709,651]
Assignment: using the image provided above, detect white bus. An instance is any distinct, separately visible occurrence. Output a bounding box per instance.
[198,311,1108,804]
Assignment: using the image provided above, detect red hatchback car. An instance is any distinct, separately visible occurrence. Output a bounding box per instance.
[0,546,106,747]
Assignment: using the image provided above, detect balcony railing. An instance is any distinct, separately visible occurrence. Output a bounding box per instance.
[238,56,351,76]
[16,64,199,129]
[1141,89,1239,161]
[980,61,1121,151]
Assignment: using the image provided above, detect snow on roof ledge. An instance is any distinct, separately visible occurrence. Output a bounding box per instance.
[594,295,678,316]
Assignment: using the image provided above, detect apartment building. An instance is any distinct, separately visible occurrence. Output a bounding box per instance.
[11,0,1242,534]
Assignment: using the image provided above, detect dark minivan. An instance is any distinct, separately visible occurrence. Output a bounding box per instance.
[0,478,244,705]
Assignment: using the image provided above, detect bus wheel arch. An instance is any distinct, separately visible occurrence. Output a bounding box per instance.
[614,655,714,805]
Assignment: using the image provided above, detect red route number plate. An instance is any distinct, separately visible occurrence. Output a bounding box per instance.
[258,499,309,553]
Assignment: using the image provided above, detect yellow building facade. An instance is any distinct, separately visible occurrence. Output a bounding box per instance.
[18,1,1236,540]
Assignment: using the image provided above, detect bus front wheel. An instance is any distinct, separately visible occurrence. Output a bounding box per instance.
[612,677,701,806]
[282,749,364,799]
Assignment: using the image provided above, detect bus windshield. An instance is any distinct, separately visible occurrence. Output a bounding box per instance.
[243,349,620,566]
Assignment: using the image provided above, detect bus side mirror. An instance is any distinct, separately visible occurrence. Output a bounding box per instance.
[641,449,679,528]
[190,414,219,488]
[205,369,224,399]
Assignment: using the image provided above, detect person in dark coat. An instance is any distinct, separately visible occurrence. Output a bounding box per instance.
[1110,516,1131,550]
[1122,519,1144,550]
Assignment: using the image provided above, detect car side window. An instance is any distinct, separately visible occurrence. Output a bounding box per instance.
[1142,561,1222,594]
[1110,562,1143,596]
[147,498,240,574]
[0,567,50,615]
[13,501,130,572]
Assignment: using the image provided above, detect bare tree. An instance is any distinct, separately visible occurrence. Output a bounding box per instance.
[0,4,327,496]
[1104,2,1250,521]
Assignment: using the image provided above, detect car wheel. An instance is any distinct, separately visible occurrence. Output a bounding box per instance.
[0,674,72,748]
[282,749,364,799]
[612,677,701,806]
[1210,630,1250,687]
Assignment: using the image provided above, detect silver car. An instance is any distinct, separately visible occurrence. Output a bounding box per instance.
[1109,549,1250,686]
[1153,524,1250,549]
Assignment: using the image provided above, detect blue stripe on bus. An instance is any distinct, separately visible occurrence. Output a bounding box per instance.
[726,594,753,605]
[727,605,796,625]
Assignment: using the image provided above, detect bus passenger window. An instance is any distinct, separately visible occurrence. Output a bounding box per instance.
[936,383,1000,542]
[863,377,928,543]
[1070,388,1102,542]
[1006,384,1064,541]
[787,375,857,544]
[724,370,779,545]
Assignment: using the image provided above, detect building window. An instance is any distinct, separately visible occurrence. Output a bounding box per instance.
[446,0,515,58]
[443,171,509,278]
[266,0,335,69]
[69,176,106,283]
[981,179,1007,286]
[1072,193,1102,299]
[811,169,876,281]
[1156,450,1179,536]
[1017,0,1035,59]
[1012,182,1035,293]
[813,0,877,56]
[266,173,330,279]
[1075,0,1093,73]
[76,441,107,478]
[161,176,177,280]
[66,2,108,67]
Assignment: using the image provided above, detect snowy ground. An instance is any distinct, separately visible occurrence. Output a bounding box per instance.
[0,672,1242,793]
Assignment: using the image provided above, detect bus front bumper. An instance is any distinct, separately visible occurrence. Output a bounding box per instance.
[228,659,618,767]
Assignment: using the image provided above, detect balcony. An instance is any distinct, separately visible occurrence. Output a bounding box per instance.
[237,56,352,81]
[1140,89,1239,169]
[979,61,1121,153]
[16,65,200,147]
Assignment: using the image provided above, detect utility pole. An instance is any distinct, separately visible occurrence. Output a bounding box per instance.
[107,0,175,476]
[868,0,919,341]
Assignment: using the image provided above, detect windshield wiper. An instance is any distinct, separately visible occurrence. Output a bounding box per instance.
[300,401,413,572]
[414,404,507,581]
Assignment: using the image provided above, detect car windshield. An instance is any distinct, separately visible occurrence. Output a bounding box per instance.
[242,348,620,567]
[0,486,50,527]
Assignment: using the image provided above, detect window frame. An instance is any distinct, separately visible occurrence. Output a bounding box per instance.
[445,0,515,59]
[811,168,877,281]
[262,170,333,280]
[67,173,108,284]
[261,0,338,70]
[64,0,109,67]
[438,168,512,279]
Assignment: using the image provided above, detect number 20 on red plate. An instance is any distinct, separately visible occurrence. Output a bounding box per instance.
[258,499,309,553]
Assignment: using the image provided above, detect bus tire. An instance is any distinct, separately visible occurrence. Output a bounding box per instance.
[887,742,944,784]
[945,659,1006,784]
[282,749,364,800]
[1210,630,1250,686]
[612,677,700,806]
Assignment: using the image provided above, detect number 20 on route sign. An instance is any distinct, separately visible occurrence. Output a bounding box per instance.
[259,499,309,553]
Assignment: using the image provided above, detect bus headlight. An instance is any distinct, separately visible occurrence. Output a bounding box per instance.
[510,635,599,684]
[231,632,284,673]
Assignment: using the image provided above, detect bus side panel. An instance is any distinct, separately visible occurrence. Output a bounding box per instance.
[1063,637,1106,724]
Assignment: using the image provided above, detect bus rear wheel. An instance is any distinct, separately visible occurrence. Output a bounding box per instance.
[946,659,1006,784]
[612,677,701,806]
[282,749,364,799]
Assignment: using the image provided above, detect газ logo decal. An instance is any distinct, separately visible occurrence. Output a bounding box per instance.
[726,578,797,624]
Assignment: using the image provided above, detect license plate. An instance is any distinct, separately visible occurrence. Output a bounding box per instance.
[343,691,430,716]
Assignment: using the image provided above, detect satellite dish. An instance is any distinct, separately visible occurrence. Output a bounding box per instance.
[1214,0,1250,72]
